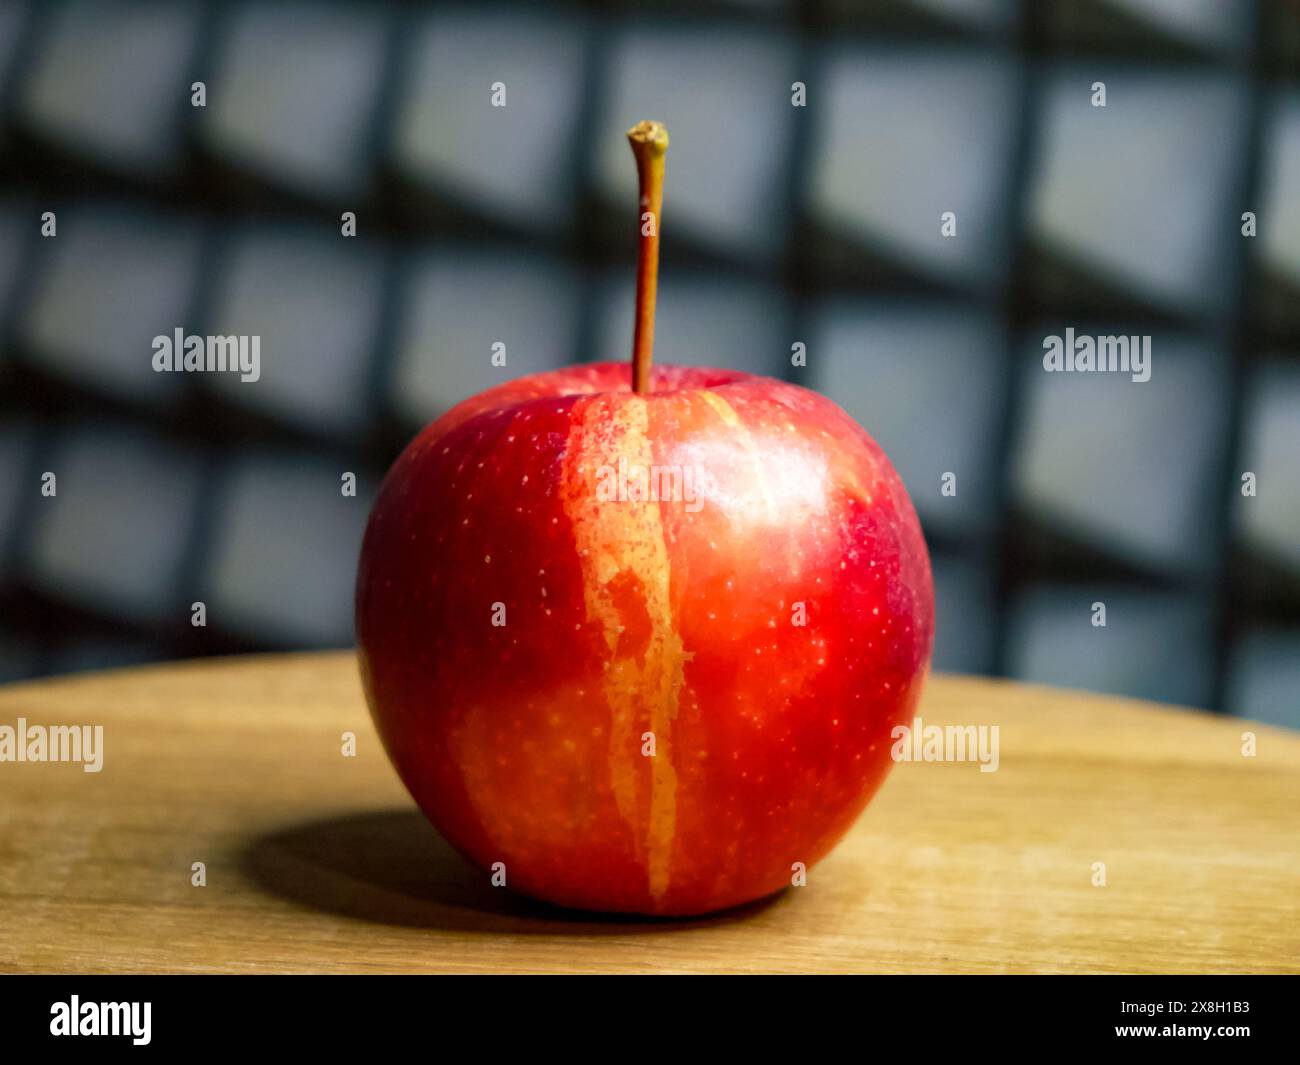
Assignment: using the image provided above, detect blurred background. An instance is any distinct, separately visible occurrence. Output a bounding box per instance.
[0,0,1297,727]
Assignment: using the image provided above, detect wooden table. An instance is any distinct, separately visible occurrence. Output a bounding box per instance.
[0,652,1296,974]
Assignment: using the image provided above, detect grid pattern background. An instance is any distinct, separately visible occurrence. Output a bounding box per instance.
[0,0,1297,727]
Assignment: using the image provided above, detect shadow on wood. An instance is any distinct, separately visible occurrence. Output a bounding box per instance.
[241,808,790,935]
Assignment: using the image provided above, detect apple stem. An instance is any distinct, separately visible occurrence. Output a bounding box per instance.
[627,120,668,394]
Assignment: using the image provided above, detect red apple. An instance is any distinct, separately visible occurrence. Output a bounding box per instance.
[355,123,934,916]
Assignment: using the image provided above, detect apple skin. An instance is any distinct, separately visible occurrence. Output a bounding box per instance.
[356,362,933,916]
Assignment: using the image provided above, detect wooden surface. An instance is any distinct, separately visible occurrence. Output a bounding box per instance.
[0,652,1297,974]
